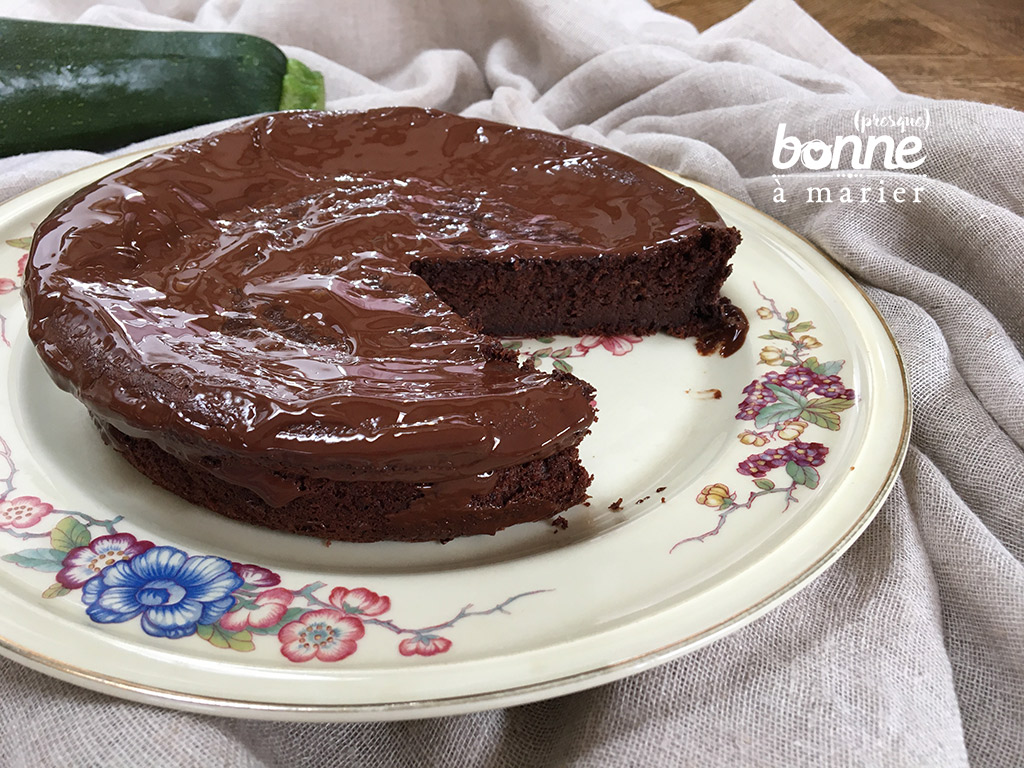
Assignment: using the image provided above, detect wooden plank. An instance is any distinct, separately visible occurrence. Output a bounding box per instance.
[651,0,1024,110]
[864,55,1024,107]
[651,0,747,29]
[876,0,1024,57]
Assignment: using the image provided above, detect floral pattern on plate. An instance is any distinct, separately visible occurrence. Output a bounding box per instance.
[0,442,545,662]
[1,236,30,347]
[673,283,856,551]
[502,332,642,372]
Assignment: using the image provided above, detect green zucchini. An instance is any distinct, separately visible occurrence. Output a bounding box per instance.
[0,17,325,157]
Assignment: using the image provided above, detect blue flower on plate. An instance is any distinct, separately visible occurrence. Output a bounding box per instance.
[81,546,243,638]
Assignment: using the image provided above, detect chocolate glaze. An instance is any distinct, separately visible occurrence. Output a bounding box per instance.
[25,107,736,507]
[694,299,749,357]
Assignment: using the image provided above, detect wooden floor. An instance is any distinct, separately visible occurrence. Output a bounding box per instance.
[653,0,1024,111]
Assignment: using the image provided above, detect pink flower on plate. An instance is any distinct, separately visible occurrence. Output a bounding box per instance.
[16,254,27,278]
[0,496,53,529]
[279,609,364,663]
[575,334,643,357]
[231,562,281,588]
[56,532,154,589]
[399,634,453,657]
[0,277,16,296]
[329,586,391,617]
[220,587,293,631]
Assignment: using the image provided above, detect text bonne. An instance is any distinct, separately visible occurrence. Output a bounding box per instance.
[772,123,926,171]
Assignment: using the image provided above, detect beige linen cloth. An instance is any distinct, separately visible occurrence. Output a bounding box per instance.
[1,0,1022,765]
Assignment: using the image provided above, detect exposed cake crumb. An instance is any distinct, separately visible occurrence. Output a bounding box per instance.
[656,486,667,493]
[322,539,332,547]
[551,515,568,530]
[635,495,650,505]
[609,498,623,511]
[661,497,666,503]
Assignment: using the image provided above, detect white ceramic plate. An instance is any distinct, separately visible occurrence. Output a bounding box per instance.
[0,152,908,721]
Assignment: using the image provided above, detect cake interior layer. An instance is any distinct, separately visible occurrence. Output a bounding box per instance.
[413,225,741,338]
[99,421,592,543]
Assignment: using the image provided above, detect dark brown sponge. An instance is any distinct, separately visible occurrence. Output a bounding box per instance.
[413,226,741,339]
[99,422,592,543]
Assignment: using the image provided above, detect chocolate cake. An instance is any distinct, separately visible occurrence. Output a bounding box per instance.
[24,107,745,542]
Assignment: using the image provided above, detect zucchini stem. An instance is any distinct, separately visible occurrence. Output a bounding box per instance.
[279,58,325,110]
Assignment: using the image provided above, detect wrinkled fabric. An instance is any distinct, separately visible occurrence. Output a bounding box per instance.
[0,0,1021,765]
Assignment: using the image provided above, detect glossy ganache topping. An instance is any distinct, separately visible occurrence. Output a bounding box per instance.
[24,107,729,498]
